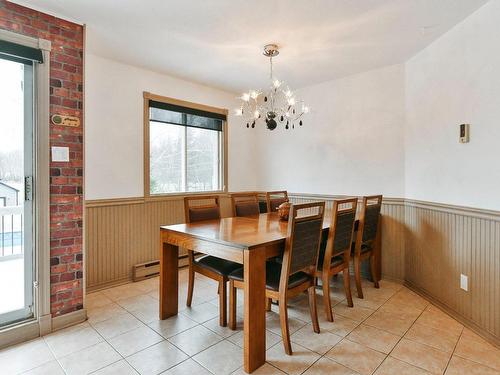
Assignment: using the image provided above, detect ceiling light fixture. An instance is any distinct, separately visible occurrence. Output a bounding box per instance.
[235,44,309,131]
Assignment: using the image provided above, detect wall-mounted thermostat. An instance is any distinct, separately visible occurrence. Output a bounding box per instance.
[459,124,470,143]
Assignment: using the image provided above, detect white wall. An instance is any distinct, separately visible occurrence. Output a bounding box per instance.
[84,54,256,199]
[405,1,500,210]
[253,64,406,198]
[85,1,500,210]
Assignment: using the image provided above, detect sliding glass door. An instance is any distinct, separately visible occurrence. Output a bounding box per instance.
[0,56,35,327]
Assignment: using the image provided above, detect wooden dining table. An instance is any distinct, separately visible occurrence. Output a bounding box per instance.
[159,211,378,373]
[158,212,328,372]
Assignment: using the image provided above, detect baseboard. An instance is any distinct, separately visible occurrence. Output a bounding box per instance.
[0,320,39,350]
[380,274,404,284]
[51,308,87,332]
[87,262,189,293]
[404,281,500,349]
[38,313,52,336]
[86,276,131,293]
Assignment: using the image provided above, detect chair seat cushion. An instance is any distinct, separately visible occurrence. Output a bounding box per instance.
[351,242,372,255]
[195,255,242,277]
[317,253,344,269]
[316,240,346,269]
[228,261,311,291]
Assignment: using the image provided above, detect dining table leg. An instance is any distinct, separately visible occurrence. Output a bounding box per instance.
[243,246,267,373]
[159,238,179,320]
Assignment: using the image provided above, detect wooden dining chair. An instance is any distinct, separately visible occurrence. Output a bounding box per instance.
[184,195,242,326]
[315,198,357,321]
[266,190,289,213]
[352,195,383,299]
[231,192,260,217]
[228,201,325,355]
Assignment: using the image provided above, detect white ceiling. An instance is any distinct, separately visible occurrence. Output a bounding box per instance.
[14,0,488,93]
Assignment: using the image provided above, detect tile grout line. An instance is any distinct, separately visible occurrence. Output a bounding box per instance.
[86,286,176,374]
[369,301,429,374]
[85,317,132,375]
[442,326,465,374]
[331,284,404,374]
[295,281,403,375]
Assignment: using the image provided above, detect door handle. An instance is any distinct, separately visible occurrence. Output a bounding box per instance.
[25,176,33,201]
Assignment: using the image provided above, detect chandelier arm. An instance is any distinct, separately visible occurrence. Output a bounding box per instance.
[237,43,308,130]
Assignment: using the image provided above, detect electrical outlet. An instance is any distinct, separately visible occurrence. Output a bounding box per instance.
[460,274,468,291]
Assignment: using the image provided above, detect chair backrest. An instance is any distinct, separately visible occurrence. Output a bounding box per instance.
[184,195,221,223]
[354,195,382,254]
[280,202,325,290]
[231,192,260,217]
[257,193,268,213]
[266,190,289,212]
[321,198,357,271]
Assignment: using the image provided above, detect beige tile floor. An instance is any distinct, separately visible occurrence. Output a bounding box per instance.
[1,269,499,375]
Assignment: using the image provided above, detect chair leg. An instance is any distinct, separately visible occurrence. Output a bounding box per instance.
[219,280,227,327]
[279,297,292,355]
[266,298,272,312]
[343,268,354,307]
[228,280,236,330]
[186,254,195,307]
[370,254,380,289]
[322,274,333,322]
[354,256,364,299]
[308,286,320,334]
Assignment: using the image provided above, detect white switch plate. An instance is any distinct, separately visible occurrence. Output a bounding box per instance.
[51,146,69,162]
[460,274,468,291]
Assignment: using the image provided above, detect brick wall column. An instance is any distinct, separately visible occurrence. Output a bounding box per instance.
[0,0,84,317]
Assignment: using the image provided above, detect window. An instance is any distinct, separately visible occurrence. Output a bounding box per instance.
[144,93,227,196]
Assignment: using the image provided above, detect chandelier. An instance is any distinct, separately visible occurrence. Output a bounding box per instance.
[235,44,309,131]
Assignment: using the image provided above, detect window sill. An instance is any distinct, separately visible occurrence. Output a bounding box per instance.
[145,190,230,202]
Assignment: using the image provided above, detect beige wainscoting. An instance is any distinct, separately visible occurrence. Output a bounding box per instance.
[85,194,234,291]
[84,193,499,346]
[403,199,500,346]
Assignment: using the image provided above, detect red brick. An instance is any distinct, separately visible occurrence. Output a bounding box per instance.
[51,264,67,274]
[54,53,80,66]
[63,64,77,73]
[53,87,69,97]
[68,262,82,271]
[50,69,70,80]
[50,96,61,105]
[60,272,75,282]
[61,98,78,108]
[51,247,69,256]
[60,186,77,194]
[51,177,69,185]
[51,228,80,239]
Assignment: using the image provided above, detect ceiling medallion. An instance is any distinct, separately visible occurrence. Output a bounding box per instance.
[235,44,309,131]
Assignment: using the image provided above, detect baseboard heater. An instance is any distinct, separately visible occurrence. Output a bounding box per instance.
[133,253,192,281]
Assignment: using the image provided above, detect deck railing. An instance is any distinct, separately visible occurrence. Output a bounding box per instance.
[0,206,23,259]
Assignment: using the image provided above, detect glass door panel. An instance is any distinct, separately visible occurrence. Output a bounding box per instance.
[0,57,34,327]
